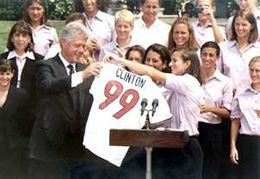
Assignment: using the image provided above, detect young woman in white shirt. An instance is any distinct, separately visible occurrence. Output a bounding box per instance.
[23,0,59,56]
[230,56,260,179]
[198,41,233,179]
[105,48,204,179]
[219,9,260,94]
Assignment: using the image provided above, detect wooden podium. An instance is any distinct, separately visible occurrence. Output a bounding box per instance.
[110,129,189,179]
[110,129,189,148]
[109,129,189,148]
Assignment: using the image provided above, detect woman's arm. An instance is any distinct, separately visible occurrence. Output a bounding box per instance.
[200,105,230,118]
[104,53,167,84]
[230,118,240,165]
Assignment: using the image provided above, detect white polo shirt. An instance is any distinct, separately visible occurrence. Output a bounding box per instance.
[131,17,170,49]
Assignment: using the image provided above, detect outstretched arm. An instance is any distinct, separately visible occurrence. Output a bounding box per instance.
[104,53,167,84]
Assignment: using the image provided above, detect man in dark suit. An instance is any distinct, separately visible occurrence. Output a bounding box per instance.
[28,22,104,179]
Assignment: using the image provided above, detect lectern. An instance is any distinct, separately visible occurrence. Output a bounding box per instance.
[110,129,189,179]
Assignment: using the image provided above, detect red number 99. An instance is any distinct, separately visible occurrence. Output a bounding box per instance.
[99,80,140,119]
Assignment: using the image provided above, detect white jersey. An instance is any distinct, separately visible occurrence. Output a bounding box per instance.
[83,63,172,167]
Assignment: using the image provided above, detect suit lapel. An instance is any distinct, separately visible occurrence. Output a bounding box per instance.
[2,86,17,111]
[54,55,75,119]
[53,56,89,121]
[9,58,18,87]
[53,55,68,75]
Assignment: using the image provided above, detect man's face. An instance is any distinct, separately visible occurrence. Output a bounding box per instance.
[61,34,87,63]
[141,0,160,23]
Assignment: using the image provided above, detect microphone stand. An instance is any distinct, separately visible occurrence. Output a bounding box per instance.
[140,98,158,179]
[144,111,152,179]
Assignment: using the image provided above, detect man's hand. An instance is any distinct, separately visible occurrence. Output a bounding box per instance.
[82,62,102,79]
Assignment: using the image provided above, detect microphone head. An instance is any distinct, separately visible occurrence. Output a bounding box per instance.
[151,99,159,116]
[141,98,148,107]
[140,98,148,116]
[152,99,159,107]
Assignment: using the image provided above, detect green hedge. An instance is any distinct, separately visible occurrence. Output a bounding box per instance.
[0,0,74,20]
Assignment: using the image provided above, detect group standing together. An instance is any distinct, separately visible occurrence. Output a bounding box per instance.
[0,0,259,179]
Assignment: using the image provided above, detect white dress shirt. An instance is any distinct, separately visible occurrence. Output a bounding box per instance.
[164,73,205,136]
[231,87,260,136]
[200,69,233,124]
[7,50,35,88]
[218,40,260,92]
[59,53,83,88]
[31,24,59,56]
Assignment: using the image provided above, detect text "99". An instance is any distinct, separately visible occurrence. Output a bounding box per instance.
[99,80,140,119]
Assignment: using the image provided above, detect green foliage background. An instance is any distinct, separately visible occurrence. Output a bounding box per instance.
[0,0,248,52]
[0,0,74,20]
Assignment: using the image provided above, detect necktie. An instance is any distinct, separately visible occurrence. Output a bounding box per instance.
[67,64,75,75]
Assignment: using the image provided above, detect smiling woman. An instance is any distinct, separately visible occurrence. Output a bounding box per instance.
[230,56,260,179]
[0,59,29,178]
[168,17,199,53]
[105,49,204,178]
[0,20,44,178]
[74,0,114,60]
[99,9,135,61]
[23,0,59,56]
[198,41,233,179]
[218,9,260,94]
[0,60,13,95]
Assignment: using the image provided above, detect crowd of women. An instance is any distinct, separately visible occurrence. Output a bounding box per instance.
[0,0,259,178]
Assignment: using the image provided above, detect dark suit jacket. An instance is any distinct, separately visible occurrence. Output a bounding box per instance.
[30,54,95,162]
[0,86,28,155]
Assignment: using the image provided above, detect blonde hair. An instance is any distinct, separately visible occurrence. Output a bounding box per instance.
[114,9,135,28]
[168,17,199,52]
[249,56,260,66]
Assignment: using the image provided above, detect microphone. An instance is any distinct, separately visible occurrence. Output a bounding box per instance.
[140,98,148,116]
[151,99,159,116]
